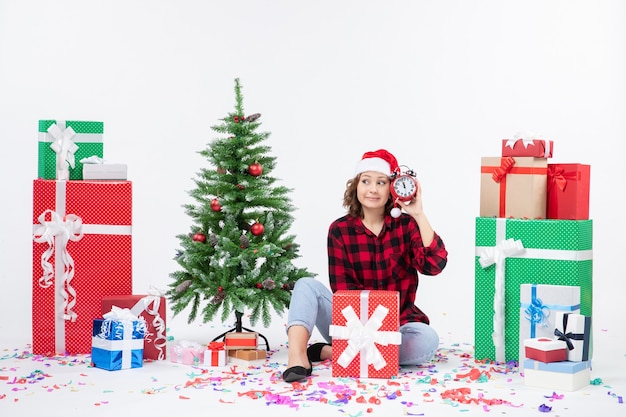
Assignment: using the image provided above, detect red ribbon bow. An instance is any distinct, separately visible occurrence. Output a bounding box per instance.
[208,341,225,350]
[548,166,568,191]
[491,157,515,183]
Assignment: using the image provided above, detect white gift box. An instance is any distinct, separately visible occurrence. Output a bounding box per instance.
[554,312,592,362]
[83,163,128,180]
[523,359,591,391]
[519,284,580,368]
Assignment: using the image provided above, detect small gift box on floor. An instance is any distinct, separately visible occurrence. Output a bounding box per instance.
[228,349,267,361]
[170,340,205,366]
[524,338,568,363]
[523,359,591,391]
[224,332,258,350]
[329,290,401,379]
[204,341,227,367]
[102,291,167,360]
[554,312,592,362]
[91,307,146,371]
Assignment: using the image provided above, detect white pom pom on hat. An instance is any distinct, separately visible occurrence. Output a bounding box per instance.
[354,149,399,177]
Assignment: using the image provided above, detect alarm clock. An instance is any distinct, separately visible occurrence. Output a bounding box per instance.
[390,167,418,202]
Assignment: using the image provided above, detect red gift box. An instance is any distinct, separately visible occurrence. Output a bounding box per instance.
[547,164,591,220]
[502,138,554,158]
[224,332,258,350]
[32,179,132,355]
[102,293,167,360]
[329,290,401,379]
[524,338,568,363]
[480,156,548,219]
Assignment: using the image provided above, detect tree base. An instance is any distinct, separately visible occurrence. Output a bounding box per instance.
[211,311,270,350]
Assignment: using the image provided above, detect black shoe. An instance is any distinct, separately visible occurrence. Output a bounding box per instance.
[307,342,331,362]
[282,361,313,383]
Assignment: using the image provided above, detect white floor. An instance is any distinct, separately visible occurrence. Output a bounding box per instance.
[1,320,624,417]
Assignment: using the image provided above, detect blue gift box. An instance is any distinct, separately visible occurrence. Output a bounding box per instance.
[91,318,146,371]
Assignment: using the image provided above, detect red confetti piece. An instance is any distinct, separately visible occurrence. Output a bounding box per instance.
[179,395,190,400]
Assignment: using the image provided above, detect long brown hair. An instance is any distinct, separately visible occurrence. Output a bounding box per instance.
[343,174,394,218]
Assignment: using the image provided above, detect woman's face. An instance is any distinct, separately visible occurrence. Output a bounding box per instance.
[356,171,391,211]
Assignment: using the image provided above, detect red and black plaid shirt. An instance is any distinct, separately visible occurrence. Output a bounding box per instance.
[328,213,448,326]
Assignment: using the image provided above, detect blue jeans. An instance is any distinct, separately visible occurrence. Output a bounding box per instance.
[286,278,439,366]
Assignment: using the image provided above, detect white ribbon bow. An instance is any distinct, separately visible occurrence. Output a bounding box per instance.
[478,238,525,363]
[329,304,402,371]
[504,131,542,149]
[48,122,79,178]
[32,209,84,322]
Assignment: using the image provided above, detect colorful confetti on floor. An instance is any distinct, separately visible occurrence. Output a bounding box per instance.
[1,333,624,417]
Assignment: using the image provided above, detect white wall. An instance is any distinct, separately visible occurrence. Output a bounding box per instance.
[1,0,624,345]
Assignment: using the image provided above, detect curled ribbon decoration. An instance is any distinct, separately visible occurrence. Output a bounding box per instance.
[47,122,78,179]
[329,304,402,371]
[478,238,525,363]
[130,286,167,360]
[32,209,84,322]
[524,296,550,331]
[491,157,515,183]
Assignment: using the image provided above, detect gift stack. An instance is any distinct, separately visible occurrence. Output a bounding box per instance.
[329,290,402,379]
[32,119,134,356]
[522,310,592,391]
[225,331,267,362]
[474,134,593,387]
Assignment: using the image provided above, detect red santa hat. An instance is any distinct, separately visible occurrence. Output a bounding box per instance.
[354,149,399,177]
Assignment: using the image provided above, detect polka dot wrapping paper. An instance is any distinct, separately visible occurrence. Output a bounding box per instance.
[32,179,133,355]
[474,217,593,364]
[37,120,104,180]
[330,290,401,379]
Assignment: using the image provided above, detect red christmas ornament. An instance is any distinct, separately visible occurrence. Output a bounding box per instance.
[210,198,221,212]
[192,232,207,243]
[218,286,223,292]
[234,116,240,123]
[256,283,263,289]
[236,184,245,190]
[248,162,263,177]
[250,221,265,236]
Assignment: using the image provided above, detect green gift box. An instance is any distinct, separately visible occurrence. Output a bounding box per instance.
[474,217,592,363]
[38,120,104,180]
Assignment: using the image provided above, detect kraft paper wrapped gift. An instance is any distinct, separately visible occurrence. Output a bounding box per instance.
[227,349,267,361]
[38,120,104,180]
[547,164,591,220]
[501,137,554,158]
[329,290,401,379]
[480,156,548,219]
[474,217,592,363]
[519,284,580,366]
[170,340,205,365]
[524,338,568,363]
[204,342,227,367]
[224,332,258,350]
[91,308,146,371]
[523,359,591,391]
[102,293,167,360]
[554,312,592,362]
[32,179,133,355]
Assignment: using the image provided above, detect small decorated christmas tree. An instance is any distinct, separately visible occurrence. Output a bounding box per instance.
[168,78,315,334]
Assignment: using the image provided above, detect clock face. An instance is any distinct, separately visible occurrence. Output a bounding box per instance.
[391,175,417,201]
